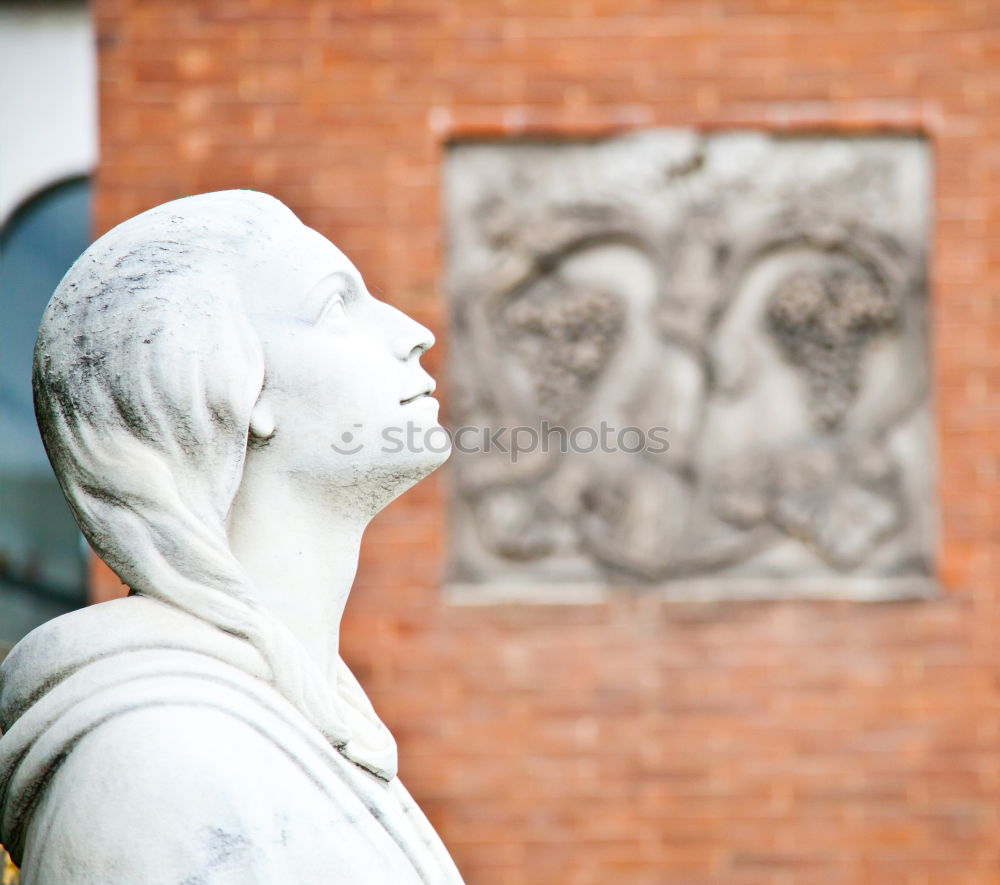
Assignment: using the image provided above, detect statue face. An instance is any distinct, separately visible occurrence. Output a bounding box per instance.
[244,223,449,510]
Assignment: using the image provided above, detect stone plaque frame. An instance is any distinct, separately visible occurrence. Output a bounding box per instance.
[443,132,935,604]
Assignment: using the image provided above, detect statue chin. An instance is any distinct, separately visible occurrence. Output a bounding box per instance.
[389,442,452,494]
[384,417,453,490]
[323,441,451,519]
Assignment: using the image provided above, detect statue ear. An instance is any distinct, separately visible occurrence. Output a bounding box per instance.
[248,401,276,441]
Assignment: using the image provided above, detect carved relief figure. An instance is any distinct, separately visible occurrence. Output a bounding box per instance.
[444,133,933,600]
[696,243,927,582]
[0,192,463,883]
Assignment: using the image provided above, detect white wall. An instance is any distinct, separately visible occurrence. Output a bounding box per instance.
[0,2,97,225]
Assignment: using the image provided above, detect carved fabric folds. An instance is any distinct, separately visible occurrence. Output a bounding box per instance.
[0,596,462,884]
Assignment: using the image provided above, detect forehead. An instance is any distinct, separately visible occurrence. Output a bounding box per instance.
[241,222,364,316]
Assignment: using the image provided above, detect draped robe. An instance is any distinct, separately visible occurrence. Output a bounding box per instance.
[0,596,464,885]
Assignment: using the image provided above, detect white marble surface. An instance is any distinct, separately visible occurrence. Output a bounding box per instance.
[0,191,462,883]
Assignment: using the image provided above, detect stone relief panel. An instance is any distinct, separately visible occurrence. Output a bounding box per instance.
[443,132,933,602]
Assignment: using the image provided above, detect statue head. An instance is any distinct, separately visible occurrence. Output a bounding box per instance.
[32,190,447,742]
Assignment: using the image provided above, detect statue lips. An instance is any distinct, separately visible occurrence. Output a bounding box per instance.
[400,384,436,405]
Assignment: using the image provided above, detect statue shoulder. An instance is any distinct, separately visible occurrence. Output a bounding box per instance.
[21,704,355,883]
[1,596,262,731]
[1,601,453,884]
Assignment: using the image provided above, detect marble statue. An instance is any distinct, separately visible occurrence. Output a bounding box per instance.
[0,191,464,884]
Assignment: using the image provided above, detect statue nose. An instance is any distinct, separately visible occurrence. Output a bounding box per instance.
[388,307,435,361]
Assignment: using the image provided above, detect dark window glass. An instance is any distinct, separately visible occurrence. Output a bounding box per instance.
[0,178,92,654]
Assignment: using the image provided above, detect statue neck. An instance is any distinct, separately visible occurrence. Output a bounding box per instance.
[226,470,371,681]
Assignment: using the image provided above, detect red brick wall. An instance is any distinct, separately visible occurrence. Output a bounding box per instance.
[92,2,1000,882]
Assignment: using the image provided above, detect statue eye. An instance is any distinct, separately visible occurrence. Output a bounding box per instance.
[318,293,349,324]
[308,271,360,326]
